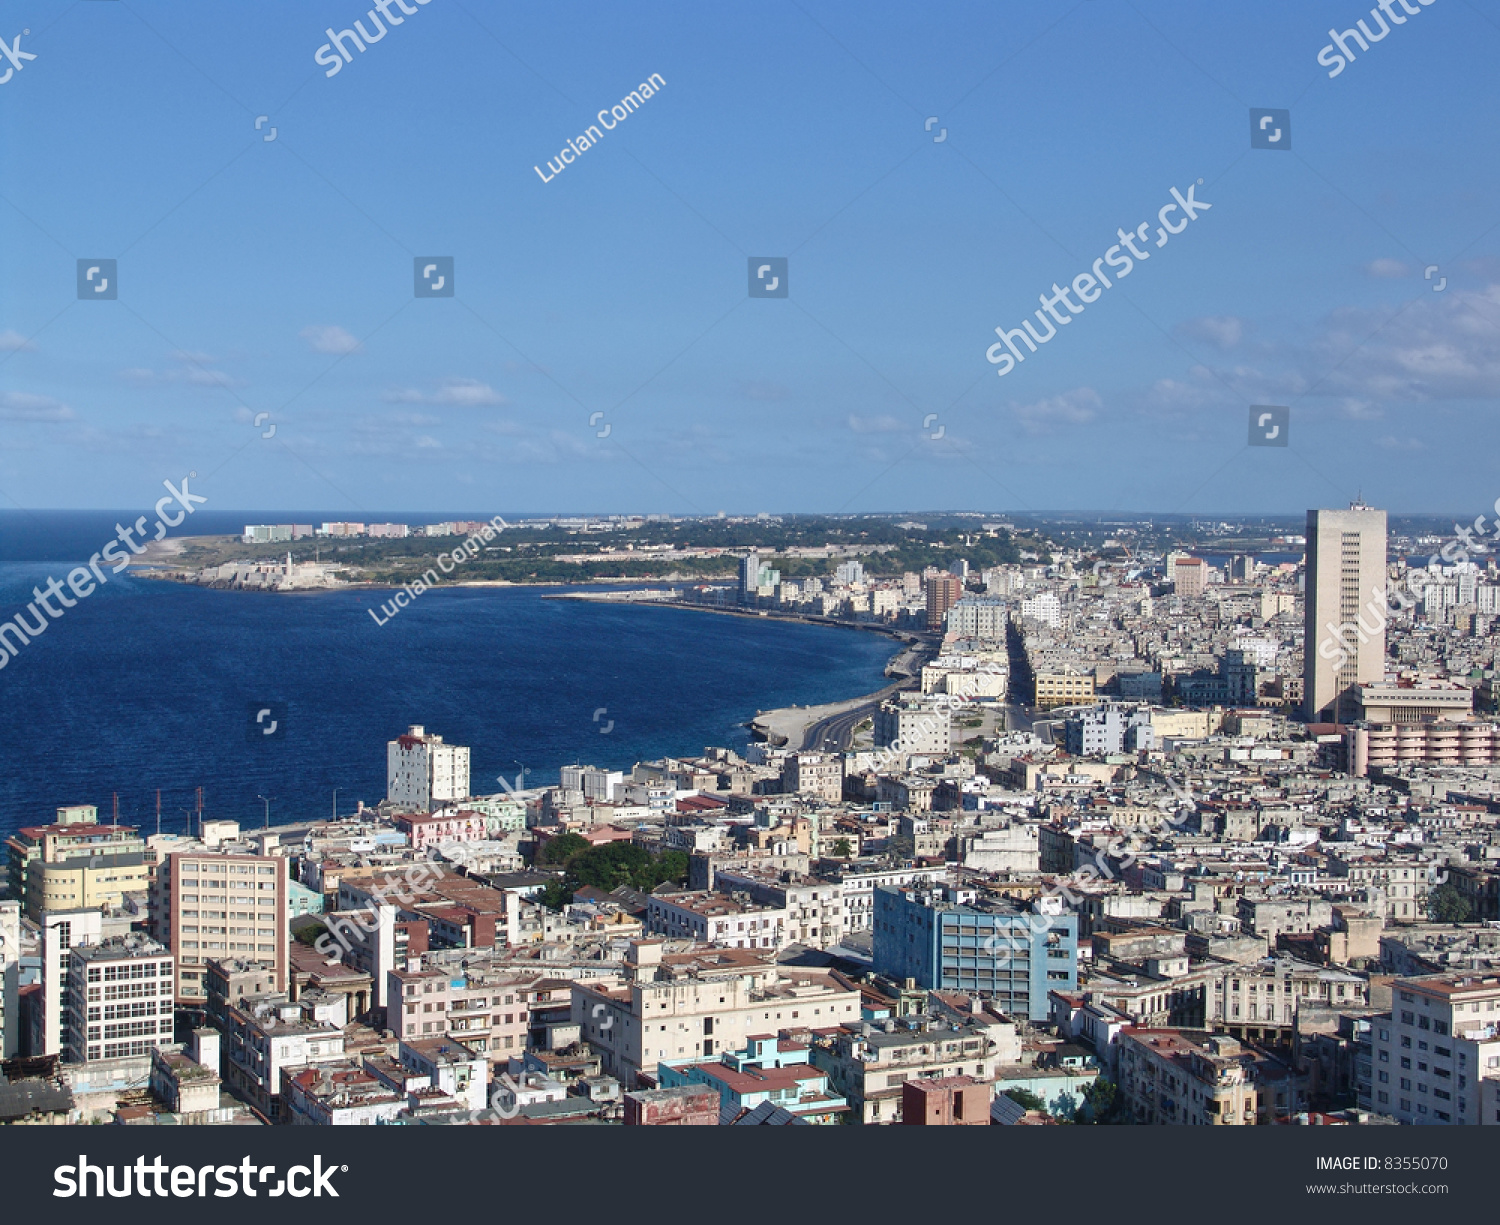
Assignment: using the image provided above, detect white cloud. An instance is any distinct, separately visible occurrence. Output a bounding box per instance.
[0,330,36,353]
[0,391,74,422]
[300,325,362,355]
[384,378,506,407]
[1311,286,1500,400]
[120,351,234,388]
[120,367,233,388]
[1176,315,1245,350]
[1009,387,1101,435]
[1365,258,1411,279]
[1375,435,1425,451]
[846,413,905,434]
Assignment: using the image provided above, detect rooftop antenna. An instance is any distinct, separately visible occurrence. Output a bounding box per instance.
[156,789,161,838]
[112,792,119,822]
[195,786,203,838]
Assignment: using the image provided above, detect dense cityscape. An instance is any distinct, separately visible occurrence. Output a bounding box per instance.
[2,499,1499,1129]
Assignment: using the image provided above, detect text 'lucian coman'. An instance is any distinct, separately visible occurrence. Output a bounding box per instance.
[534,74,666,184]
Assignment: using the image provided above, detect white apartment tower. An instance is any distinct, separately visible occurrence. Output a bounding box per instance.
[65,934,175,1064]
[0,901,20,1058]
[1303,502,1388,724]
[387,724,471,811]
[35,908,103,1056]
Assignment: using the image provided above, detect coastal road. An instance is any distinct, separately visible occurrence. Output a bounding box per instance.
[754,634,938,752]
[801,694,887,753]
[805,695,1038,752]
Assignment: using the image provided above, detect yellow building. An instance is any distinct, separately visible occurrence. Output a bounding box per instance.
[29,856,152,919]
[1033,670,1095,710]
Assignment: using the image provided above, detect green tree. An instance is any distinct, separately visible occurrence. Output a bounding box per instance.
[1073,1077,1127,1125]
[651,850,690,889]
[1004,1088,1046,1113]
[830,837,853,858]
[1429,882,1473,924]
[539,832,589,865]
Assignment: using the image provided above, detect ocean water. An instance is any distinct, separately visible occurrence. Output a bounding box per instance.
[0,512,894,838]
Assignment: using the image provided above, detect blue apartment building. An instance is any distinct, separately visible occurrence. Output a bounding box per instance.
[872,885,1078,1021]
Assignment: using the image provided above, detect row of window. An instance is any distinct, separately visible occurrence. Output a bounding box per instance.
[88,1018,169,1040]
[180,941,276,952]
[88,1000,166,1022]
[85,962,162,982]
[179,864,278,876]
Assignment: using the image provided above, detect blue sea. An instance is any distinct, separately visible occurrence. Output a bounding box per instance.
[0,511,894,839]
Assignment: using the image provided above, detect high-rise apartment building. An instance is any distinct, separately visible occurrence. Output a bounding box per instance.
[387,725,471,811]
[739,553,761,603]
[1173,556,1207,598]
[1303,502,1388,723]
[64,933,174,1064]
[151,851,287,1004]
[925,573,963,631]
[0,900,20,1057]
[872,885,1077,1021]
[35,908,102,1056]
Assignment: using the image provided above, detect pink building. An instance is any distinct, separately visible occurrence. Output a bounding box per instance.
[396,810,486,851]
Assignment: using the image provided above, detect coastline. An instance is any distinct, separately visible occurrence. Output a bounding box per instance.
[546,590,936,751]
[140,533,934,755]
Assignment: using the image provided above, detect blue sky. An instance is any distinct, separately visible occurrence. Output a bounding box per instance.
[1,0,1498,516]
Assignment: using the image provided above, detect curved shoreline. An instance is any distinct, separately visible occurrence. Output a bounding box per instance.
[141,540,937,760]
[545,590,938,751]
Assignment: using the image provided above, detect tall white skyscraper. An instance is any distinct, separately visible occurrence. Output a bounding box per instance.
[1303,502,1388,724]
[740,553,762,603]
[387,724,471,811]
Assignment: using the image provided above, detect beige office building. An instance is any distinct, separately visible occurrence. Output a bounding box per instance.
[151,851,288,1004]
[1303,503,1388,724]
